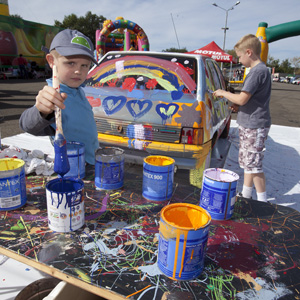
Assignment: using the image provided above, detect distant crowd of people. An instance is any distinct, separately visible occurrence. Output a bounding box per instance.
[17,54,40,79]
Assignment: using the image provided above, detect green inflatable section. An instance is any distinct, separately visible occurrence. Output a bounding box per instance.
[260,20,300,43]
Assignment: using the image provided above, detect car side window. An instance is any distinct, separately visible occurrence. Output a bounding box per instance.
[206,60,222,90]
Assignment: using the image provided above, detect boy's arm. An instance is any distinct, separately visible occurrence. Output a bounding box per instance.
[19,105,55,136]
[213,90,251,106]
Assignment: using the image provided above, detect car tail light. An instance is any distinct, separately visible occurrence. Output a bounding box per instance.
[181,128,203,145]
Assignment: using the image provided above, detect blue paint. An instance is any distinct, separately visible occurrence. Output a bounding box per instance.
[95,147,124,190]
[64,142,85,179]
[102,96,126,115]
[126,99,152,119]
[155,103,179,123]
[53,133,70,177]
[46,178,84,232]
[200,168,239,220]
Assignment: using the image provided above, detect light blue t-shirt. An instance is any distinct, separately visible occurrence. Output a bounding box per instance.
[47,79,99,164]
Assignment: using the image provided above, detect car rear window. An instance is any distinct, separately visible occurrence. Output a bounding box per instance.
[86,53,198,97]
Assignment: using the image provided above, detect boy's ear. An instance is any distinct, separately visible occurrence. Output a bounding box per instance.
[46,53,54,68]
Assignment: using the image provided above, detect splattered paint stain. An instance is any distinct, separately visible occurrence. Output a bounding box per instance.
[0,167,299,299]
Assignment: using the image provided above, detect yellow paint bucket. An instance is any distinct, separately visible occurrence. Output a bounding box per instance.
[142,156,175,201]
[158,203,211,280]
[0,158,27,210]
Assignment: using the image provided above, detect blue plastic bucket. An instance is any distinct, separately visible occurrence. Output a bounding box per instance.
[142,156,174,201]
[46,178,84,232]
[95,147,124,190]
[200,168,239,220]
[158,203,211,280]
[0,158,27,211]
[64,142,85,179]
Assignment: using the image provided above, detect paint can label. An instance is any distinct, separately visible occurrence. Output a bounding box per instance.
[0,171,26,210]
[46,178,84,232]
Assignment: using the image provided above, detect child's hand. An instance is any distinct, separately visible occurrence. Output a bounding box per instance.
[213,89,225,98]
[230,103,239,113]
[35,86,67,116]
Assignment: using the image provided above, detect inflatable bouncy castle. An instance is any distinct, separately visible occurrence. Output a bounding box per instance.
[96,17,149,61]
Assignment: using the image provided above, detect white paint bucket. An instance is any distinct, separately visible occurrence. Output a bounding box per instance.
[46,178,84,232]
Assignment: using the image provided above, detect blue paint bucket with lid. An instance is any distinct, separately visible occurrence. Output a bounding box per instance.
[142,156,174,201]
[64,142,85,179]
[0,158,27,211]
[46,178,84,232]
[95,147,124,190]
[158,203,211,280]
[200,168,239,220]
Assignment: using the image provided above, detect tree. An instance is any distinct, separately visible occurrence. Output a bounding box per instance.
[162,47,188,53]
[280,59,293,74]
[54,11,106,46]
[290,57,300,75]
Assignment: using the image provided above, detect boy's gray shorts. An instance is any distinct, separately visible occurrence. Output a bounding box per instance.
[238,126,270,174]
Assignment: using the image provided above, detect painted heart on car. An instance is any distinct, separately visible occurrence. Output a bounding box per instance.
[126,99,153,120]
[156,103,179,121]
[102,96,127,116]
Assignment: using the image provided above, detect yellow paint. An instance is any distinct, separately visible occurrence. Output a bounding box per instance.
[179,230,188,278]
[0,158,24,171]
[173,229,181,278]
[161,203,210,231]
[144,156,174,167]
[236,272,262,291]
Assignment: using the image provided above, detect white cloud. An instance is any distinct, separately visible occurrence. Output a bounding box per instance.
[8,0,300,61]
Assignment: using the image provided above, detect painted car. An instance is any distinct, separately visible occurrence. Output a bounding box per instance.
[84,51,231,187]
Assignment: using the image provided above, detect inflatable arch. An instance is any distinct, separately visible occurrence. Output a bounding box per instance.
[96,17,149,60]
[256,20,300,63]
[235,20,300,83]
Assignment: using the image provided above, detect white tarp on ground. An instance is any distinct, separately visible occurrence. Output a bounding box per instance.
[224,120,300,211]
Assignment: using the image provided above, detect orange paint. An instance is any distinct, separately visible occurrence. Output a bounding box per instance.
[159,203,211,280]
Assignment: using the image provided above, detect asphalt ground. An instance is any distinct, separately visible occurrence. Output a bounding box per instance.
[1,79,299,139]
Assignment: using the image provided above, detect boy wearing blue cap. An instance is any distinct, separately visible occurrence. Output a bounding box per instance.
[19,29,99,165]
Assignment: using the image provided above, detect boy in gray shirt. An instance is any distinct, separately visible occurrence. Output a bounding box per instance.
[214,34,271,202]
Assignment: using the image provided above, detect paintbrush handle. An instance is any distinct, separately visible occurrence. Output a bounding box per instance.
[52,65,63,135]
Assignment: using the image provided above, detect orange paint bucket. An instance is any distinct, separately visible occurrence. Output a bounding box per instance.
[158,203,211,280]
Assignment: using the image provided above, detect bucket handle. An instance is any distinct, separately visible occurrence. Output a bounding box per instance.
[224,181,232,220]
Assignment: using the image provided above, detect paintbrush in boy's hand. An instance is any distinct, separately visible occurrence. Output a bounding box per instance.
[53,65,70,177]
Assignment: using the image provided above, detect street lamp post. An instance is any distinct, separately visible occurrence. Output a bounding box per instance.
[212,1,240,69]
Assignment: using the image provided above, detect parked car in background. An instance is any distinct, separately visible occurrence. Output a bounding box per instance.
[272,76,279,82]
[84,51,231,187]
[292,78,300,85]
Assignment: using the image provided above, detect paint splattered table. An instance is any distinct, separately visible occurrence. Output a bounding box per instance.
[0,164,299,299]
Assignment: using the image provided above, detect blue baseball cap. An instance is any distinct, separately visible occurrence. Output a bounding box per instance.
[50,29,97,64]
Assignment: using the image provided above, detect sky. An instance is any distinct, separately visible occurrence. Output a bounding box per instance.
[8,0,300,63]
